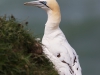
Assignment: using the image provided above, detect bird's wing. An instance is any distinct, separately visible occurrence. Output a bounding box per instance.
[59,35,82,75]
[43,46,73,75]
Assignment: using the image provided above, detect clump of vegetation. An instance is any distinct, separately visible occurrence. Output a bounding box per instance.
[0,15,58,75]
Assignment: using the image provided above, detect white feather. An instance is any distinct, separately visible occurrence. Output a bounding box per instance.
[24,0,82,75]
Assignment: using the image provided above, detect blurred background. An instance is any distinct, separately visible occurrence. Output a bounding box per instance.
[0,0,100,75]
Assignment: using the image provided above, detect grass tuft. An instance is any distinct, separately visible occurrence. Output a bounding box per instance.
[0,15,58,75]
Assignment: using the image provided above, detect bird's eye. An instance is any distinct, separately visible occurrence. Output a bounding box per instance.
[40,1,49,8]
[40,1,47,5]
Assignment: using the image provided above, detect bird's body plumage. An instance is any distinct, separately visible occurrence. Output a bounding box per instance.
[24,0,82,75]
[42,27,82,75]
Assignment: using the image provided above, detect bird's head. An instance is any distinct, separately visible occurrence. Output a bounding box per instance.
[24,0,61,24]
[24,0,60,12]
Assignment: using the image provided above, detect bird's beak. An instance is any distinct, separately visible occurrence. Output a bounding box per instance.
[24,1,41,6]
[24,1,50,10]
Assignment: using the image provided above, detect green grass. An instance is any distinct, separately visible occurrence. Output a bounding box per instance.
[0,15,58,75]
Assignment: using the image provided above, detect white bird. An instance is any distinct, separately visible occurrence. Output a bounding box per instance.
[24,0,82,75]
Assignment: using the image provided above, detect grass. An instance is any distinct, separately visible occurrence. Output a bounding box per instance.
[0,15,58,75]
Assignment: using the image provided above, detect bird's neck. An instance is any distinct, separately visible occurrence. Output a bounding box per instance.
[44,10,61,34]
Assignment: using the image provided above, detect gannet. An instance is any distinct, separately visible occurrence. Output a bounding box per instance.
[24,0,82,75]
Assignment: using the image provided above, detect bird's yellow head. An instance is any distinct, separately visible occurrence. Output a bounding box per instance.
[24,0,60,12]
[24,0,61,24]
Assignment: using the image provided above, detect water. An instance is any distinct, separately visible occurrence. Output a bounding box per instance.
[0,0,100,75]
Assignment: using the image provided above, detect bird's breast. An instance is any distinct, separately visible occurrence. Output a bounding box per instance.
[42,30,68,56]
